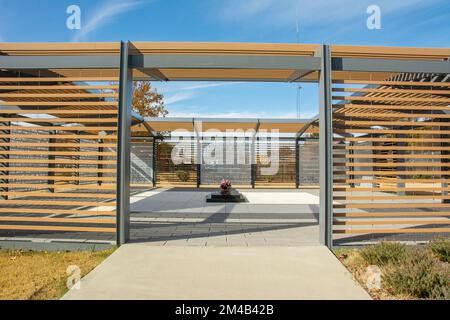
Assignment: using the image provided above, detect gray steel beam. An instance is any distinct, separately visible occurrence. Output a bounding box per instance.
[0,55,120,69]
[288,70,315,82]
[319,45,333,248]
[332,57,450,74]
[130,54,321,70]
[116,41,133,246]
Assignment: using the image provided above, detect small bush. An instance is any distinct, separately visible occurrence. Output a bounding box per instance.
[176,171,190,182]
[382,248,450,300]
[428,239,450,263]
[360,242,407,267]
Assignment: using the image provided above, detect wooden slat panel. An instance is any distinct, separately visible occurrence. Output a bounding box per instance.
[0,78,118,237]
[332,77,450,240]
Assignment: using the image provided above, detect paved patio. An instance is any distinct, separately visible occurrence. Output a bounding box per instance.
[62,244,371,300]
[130,188,320,246]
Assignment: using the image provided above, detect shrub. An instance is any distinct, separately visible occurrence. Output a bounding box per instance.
[427,238,450,263]
[360,242,407,267]
[382,248,450,300]
[176,171,190,182]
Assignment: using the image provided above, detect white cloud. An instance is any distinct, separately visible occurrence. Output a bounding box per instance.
[72,0,147,42]
[164,92,197,105]
[219,0,443,28]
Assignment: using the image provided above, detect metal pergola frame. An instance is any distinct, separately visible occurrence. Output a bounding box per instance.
[1,41,448,248]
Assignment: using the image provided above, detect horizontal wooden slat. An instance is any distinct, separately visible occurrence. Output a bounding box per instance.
[341,120,450,127]
[0,93,118,98]
[341,154,450,159]
[0,125,117,131]
[0,208,115,215]
[0,77,118,82]
[1,150,116,156]
[0,217,115,224]
[333,104,450,111]
[0,191,115,199]
[0,225,115,233]
[4,175,115,181]
[334,179,449,183]
[0,85,117,90]
[334,195,450,200]
[0,167,115,174]
[335,138,450,143]
[0,118,118,123]
[0,142,117,148]
[333,96,450,103]
[334,220,450,225]
[335,170,449,175]
[332,88,450,95]
[0,183,116,190]
[0,199,115,206]
[345,129,450,135]
[336,113,450,120]
[0,134,117,140]
[338,162,450,167]
[333,80,450,87]
[334,212,450,217]
[334,146,450,151]
[334,203,450,209]
[0,109,118,115]
[0,159,115,165]
[0,101,117,106]
[333,187,450,192]
[333,228,450,234]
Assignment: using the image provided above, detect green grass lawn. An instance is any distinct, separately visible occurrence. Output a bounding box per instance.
[0,248,115,300]
[334,239,449,300]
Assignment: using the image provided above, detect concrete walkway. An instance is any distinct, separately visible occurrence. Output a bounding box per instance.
[62,244,370,300]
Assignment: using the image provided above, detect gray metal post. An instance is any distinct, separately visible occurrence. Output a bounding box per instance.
[318,45,333,247]
[152,137,157,187]
[295,138,300,189]
[116,41,132,246]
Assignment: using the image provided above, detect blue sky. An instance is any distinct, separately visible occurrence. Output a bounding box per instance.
[1,0,449,118]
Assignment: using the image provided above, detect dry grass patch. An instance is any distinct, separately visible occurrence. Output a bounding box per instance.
[0,248,115,300]
[334,240,450,300]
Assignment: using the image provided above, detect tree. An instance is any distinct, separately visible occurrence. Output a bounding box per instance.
[131,81,168,117]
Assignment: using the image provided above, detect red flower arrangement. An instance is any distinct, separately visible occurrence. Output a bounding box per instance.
[220,179,232,194]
